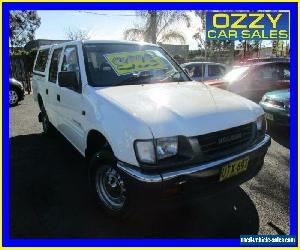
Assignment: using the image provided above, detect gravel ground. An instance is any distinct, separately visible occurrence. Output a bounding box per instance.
[9,94,290,238]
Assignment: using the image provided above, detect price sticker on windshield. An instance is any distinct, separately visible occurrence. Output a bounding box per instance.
[105,50,168,76]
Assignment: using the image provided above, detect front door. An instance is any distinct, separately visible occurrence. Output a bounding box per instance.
[244,64,282,103]
[275,62,290,90]
[56,45,85,153]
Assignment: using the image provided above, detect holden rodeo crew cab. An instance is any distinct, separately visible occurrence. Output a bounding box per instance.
[32,40,271,217]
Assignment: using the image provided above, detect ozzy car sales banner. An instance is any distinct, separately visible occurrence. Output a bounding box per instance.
[206,12,289,40]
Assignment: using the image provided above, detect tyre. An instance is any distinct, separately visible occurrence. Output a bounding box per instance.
[39,102,56,136]
[9,88,20,106]
[89,150,133,218]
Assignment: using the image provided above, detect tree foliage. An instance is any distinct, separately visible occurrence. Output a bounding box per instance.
[10,49,37,73]
[124,11,191,44]
[65,27,90,40]
[9,11,41,48]
[193,10,234,62]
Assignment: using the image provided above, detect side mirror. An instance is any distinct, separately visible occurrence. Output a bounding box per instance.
[58,71,80,91]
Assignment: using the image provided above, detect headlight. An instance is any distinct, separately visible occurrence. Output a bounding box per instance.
[134,140,155,164]
[256,115,264,131]
[156,137,178,160]
[134,136,178,164]
[256,114,266,139]
[284,101,290,110]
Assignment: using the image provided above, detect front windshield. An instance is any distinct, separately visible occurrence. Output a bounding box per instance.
[83,43,190,87]
[223,66,249,82]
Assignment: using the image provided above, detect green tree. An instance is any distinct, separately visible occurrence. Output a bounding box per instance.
[193,10,206,56]
[193,10,234,62]
[9,11,41,48]
[124,11,191,44]
[64,27,90,40]
[237,40,262,59]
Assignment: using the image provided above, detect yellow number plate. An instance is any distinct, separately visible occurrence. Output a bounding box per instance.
[219,157,249,182]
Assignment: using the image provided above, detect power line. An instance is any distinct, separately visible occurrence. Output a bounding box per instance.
[76,10,138,17]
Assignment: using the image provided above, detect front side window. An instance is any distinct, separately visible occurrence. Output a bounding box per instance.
[61,46,80,81]
[282,68,290,80]
[83,43,189,87]
[34,49,49,72]
[48,48,62,83]
[58,46,81,92]
[254,64,280,82]
[278,64,290,80]
[223,66,249,82]
[185,64,204,78]
[208,65,225,77]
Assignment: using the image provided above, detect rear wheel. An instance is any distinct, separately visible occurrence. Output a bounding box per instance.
[39,101,55,136]
[41,112,51,134]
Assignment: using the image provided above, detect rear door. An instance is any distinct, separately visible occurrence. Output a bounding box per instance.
[46,46,63,127]
[32,48,50,103]
[56,44,85,153]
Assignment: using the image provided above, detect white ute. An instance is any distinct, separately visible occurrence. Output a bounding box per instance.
[32,40,271,217]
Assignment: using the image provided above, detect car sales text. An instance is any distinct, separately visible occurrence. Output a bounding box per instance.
[206,12,289,40]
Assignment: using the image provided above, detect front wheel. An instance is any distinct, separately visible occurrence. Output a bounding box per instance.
[9,89,20,106]
[89,151,133,218]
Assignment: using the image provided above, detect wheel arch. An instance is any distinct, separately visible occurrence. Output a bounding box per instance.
[10,85,22,97]
[85,129,113,161]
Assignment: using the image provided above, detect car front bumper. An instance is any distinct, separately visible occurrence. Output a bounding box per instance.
[117,134,271,200]
[267,112,289,127]
[260,102,290,127]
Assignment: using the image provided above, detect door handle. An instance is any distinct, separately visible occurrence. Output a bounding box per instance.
[57,94,60,102]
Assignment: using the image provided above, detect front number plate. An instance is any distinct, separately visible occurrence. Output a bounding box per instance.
[265,112,274,121]
[219,157,249,182]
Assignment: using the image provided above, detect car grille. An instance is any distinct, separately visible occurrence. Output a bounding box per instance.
[198,123,254,159]
[265,98,285,108]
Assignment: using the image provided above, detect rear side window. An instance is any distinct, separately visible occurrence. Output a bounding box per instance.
[48,48,62,83]
[254,64,280,82]
[34,49,49,72]
[208,65,225,77]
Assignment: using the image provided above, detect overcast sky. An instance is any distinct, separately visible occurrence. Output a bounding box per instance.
[35,10,201,50]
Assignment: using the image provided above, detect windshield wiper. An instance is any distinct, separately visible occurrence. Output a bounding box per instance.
[116,73,154,86]
[158,70,182,82]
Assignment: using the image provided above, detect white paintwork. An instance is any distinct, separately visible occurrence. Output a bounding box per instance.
[32,40,264,167]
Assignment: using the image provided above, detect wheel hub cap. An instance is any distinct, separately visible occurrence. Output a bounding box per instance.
[96,167,126,210]
[9,90,18,105]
